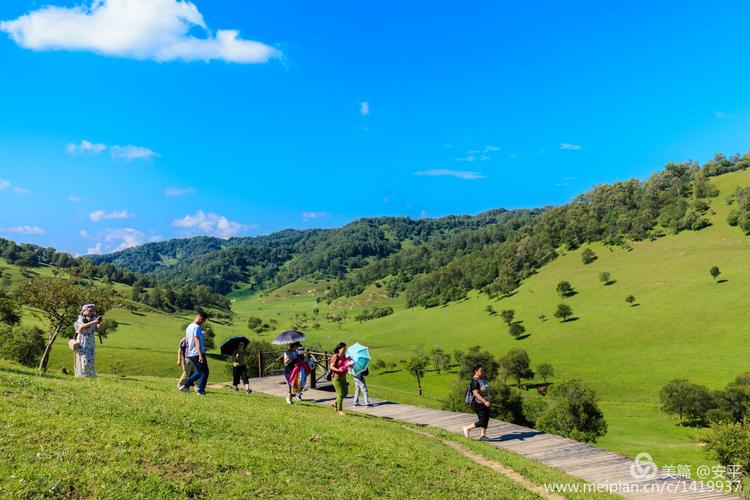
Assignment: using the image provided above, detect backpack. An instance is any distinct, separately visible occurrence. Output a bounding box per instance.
[464,383,475,406]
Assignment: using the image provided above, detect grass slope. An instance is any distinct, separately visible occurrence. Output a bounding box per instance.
[0,362,610,499]
[229,169,750,470]
[4,169,750,475]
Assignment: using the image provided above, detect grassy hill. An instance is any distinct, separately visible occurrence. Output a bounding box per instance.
[4,167,750,477]
[0,361,609,499]
[225,168,750,470]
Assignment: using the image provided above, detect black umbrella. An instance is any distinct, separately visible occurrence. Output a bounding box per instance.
[220,336,250,356]
[272,330,306,345]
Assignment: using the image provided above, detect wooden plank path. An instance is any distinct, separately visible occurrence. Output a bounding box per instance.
[247,376,739,500]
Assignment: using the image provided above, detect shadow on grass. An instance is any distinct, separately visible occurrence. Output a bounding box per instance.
[717,279,729,284]
[561,317,580,323]
[604,280,617,286]
[630,303,641,307]
[515,334,531,341]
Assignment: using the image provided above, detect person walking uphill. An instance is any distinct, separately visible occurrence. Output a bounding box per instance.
[232,341,251,394]
[283,342,301,404]
[352,368,371,407]
[463,364,491,440]
[329,342,352,416]
[73,304,102,377]
[176,335,195,389]
[178,312,210,396]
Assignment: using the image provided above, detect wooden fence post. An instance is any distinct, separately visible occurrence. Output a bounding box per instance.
[258,350,264,378]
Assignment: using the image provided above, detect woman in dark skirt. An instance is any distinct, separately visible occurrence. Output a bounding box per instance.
[463,364,491,440]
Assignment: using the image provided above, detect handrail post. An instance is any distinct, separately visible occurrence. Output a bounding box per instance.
[258,350,263,378]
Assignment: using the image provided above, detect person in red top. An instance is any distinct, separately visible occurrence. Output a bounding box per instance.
[329,342,352,416]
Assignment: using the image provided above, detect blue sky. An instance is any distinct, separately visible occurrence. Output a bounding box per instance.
[1,0,750,255]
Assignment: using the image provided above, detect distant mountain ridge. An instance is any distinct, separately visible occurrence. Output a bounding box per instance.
[89,210,536,294]
[90,152,750,305]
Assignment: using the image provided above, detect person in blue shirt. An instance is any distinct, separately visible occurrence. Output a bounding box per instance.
[177,311,210,396]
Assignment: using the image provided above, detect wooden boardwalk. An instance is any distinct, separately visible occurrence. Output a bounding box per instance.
[247,376,739,500]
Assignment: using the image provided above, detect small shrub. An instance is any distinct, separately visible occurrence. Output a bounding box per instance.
[0,325,46,367]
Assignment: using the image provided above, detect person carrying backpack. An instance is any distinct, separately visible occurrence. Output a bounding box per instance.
[463,364,491,440]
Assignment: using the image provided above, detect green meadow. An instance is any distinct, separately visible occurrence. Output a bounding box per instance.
[0,361,612,499]
[6,168,750,474]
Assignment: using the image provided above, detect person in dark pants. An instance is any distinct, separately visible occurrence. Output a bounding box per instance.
[232,341,251,394]
[463,364,491,440]
[178,311,210,396]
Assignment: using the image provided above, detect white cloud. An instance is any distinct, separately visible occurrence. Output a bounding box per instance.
[68,195,83,202]
[455,154,477,162]
[0,178,30,195]
[164,187,196,197]
[86,242,104,255]
[111,144,159,161]
[483,145,500,152]
[66,139,106,155]
[7,225,45,235]
[302,211,329,221]
[82,227,161,254]
[560,143,582,151]
[89,209,134,222]
[715,111,727,119]
[0,0,280,64]
[414,169,486,180]
[360,100,370,116]
[172,210,247,239]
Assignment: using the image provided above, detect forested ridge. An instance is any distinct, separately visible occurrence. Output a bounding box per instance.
[81,151,750,306]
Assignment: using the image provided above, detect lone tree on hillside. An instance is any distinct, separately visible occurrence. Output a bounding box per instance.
[537,363,555,384]
[509,322,526,339]
[0,295,22,326]
[710,266,721,282]
[485,304,496,316]
[536,379,608,443]
[499,348,534,387]
[430,346,450,374]
[96,318,119,344]
[556,281,575,298]
[407,354,428,395]
[500,309,515,325]
[625,295,636,306]
[660,379,714,423]
[554,303,574,322]
[19,278,118,372]
[599,272,612,285]
[581,248,598,265]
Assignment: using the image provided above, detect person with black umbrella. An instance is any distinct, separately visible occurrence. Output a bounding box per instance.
[232,340,251,394]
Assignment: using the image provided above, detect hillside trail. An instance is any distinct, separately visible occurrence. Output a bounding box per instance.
[403,425,565,500]
[246,376,740,500]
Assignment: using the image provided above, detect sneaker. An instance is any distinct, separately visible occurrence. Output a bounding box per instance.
[234,386,239,392]
[286,394,293,405]
[295,394,303,402]
[337,411,346,416]
[463,425,471,438]
[352,403,360,408]
[196,392,205,397]
[245,388,252,394]
[177,385,189,393]
[479,436,489,441]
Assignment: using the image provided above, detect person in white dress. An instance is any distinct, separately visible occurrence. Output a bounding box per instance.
[73,304,102,378]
